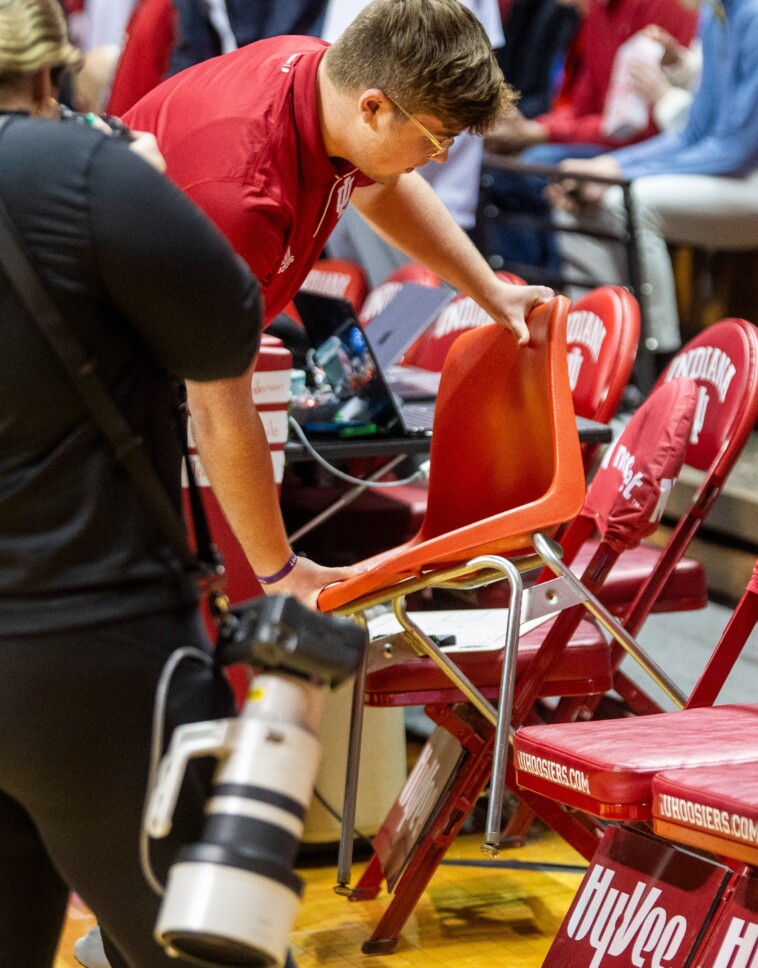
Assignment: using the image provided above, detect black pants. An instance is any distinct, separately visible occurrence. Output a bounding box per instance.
[0,607,235,968]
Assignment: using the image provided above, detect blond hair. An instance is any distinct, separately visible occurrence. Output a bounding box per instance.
[324,0,514,135]
[0,0,82,85]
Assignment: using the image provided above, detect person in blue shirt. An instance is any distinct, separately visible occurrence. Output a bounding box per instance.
[548,0,758,355]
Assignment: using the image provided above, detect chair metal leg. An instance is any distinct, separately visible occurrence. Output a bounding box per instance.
[477,555,523,852]
[336,620,369,893]
[532,533,688,709]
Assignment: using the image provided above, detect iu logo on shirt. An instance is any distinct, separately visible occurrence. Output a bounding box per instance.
[335,175,355,219]
[278,246,294,274]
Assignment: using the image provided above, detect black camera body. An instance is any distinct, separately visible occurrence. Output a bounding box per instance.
[215,594,364,686]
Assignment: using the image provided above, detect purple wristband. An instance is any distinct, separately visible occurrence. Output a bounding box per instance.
[255,551,298,586]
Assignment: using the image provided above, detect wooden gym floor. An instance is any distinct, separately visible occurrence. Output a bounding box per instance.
[53,829,586,968]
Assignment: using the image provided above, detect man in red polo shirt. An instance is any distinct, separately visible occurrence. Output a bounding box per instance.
[125,0,553,607]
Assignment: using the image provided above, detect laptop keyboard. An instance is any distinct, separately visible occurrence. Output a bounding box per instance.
[400,401,435,431]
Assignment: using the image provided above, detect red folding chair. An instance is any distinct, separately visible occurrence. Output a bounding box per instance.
[513,566,758,962]
[513,557,758,835]
[501,318,758,863]
[569,317,758,715]
[299,257,369,313]
[651,752,758,967]
[317,305,698,953]
[566,285,640,473]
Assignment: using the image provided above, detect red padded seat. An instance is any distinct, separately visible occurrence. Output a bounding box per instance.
[569,541,708,614]
[365,618,611,707]
[653,761,758,865]
[514,704,758,820]
[479,542,708,612]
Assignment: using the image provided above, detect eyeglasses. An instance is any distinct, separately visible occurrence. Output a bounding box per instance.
[387,96,455,158]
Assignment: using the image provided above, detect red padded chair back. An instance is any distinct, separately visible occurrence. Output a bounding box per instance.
[383,263,442,287]
[495,270,527,286]
[618,318,758,636]
[399,271,525,370]
[511,378,698,727]
[575,378,698,557]
[401,294,494,371]
[567,286,640,423]
[657,318,758,480]
[299,258,368,313]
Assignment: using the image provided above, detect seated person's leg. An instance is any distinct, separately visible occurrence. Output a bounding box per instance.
[554,182,682,353]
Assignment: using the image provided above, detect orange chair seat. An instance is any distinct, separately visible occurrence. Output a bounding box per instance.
[514,704,758,820]
[653,760,758,865]
[364,618,611,707]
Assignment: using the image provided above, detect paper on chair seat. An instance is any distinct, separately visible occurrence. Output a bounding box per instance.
[368,606,557,653]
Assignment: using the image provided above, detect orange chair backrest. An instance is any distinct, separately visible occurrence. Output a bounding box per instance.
[566,285,640,423]
[318,297,585,609]
[420,296,581,541]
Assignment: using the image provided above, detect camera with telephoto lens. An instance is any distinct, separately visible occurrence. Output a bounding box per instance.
[144,595,366,968]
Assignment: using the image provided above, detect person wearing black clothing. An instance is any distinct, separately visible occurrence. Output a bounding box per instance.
[0,1,262,965]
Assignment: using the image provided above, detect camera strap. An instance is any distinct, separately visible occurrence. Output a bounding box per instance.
[0,188,226,596]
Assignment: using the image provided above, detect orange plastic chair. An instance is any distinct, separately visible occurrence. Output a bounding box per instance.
[317,295,582,848]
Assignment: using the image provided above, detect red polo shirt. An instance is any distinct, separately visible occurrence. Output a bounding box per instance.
[124,37,373,324]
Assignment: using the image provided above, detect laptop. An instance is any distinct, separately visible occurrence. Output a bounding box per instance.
[362,282,454,400]
[361,282,455,370]
[293,290,439,437]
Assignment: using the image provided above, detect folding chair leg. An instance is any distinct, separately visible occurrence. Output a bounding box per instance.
[336,631,370,892]
[612,667,666,716]
[355,726,602,953]
[501,797,537,847]
[360,718,497,954]
[348,852,385,901]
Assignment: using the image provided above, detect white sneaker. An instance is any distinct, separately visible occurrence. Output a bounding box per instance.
[74,925,112,968]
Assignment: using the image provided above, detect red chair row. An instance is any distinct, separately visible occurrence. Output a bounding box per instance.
[513,558,758,966]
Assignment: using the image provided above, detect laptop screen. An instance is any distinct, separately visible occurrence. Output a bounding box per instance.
[293,291,403,436]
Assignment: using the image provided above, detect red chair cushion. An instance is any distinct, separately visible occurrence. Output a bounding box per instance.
[515,704,758,817]
[364,618,611,707]
[653,761,758,863]
[569,541,708,614]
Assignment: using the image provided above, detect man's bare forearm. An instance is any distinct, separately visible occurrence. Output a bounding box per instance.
[187,369,293,578]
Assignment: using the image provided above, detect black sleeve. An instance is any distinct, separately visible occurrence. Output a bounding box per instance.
[87,136,262,382]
